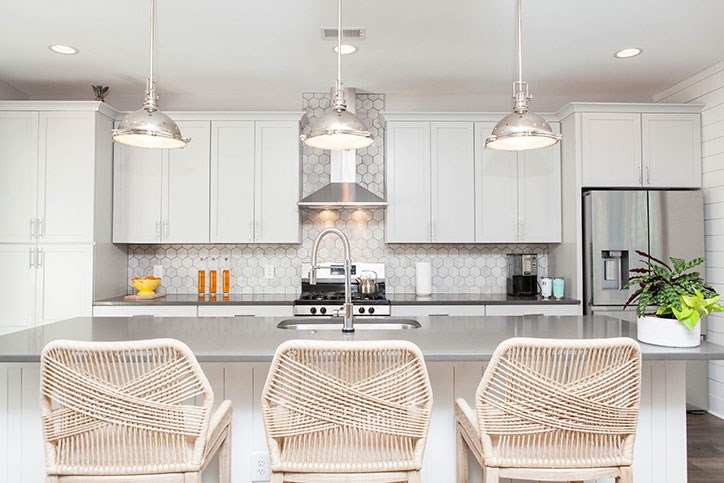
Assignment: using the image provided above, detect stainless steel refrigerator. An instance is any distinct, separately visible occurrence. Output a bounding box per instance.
[583,189,707,410]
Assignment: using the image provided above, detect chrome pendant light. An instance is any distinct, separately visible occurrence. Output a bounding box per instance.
[112,0,189,149]
[301,0,373,151]
[485,0,561,151]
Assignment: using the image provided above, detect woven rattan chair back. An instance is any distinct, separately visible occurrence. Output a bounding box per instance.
[40,338,214,476]
[475,337,642,469]
[262,340,433,474]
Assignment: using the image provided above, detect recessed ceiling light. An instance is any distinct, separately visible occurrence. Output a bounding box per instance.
[333,44,357,55]
[614,47,643,59]
[49,44,79,55]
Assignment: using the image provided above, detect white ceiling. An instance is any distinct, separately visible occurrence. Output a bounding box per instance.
[1,0,722,112]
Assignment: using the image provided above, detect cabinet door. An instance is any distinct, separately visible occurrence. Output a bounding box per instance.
[518,124,562,243]
[254,121,300,243]
[0,245,36,332]
[431,122,475,242]
[163,121,211,243]
[643,113,702,188]
[0,112,38,243]
[38,111,95,242]
[36,244,93,325]
[581,113,642,187]
[112,143,164,243]
[386,122,431,243]
[210,121,256,243]
[474,122,518,242]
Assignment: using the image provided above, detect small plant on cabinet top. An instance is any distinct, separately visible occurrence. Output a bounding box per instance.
[623,250,724,330]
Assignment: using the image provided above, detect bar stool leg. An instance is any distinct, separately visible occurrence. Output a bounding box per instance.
[456,424,469,483]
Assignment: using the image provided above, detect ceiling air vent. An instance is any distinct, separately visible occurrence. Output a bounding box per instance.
[320,27,366,40]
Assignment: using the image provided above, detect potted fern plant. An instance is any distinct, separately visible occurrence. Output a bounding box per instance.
[623,250,723,347]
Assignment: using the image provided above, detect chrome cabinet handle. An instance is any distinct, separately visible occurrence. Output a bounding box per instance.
[645,166,650,185]
[163,221,169,238]
[520,220,525,241]
[30,218,36,239]
[29,248,34,268]
[155,221,161,241]
[638,166,643,185]
[36,248,43,268]
[37,218,44,238]
[249,222,253,241]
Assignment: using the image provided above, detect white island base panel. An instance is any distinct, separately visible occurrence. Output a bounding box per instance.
[0,360,686,483]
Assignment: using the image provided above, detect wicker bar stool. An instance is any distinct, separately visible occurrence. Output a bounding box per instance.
[262,340,433,483]
[455,337,642,483]
[40,338,232,483]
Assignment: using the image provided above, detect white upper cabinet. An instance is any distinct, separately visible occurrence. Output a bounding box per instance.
[474,121,562,243]
[642,113,701,188]
[39,112,96,243]
[210,121,255,243]
[475,122,518,243]
[114,115,302,244]
[114,120,212,244]
[386,122,431,243]
[0,112,38,243]
[163,121,211,243]
[580,109,702,188]
[113,144,164,243]
[430,122,475,243]
[518,135,562,243]
[254,121,301,243]
[581,113,642,187]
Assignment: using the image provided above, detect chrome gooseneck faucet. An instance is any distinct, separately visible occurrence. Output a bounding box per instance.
[309,228,354,332]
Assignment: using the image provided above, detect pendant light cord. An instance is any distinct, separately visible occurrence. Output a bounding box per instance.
[517,0,522,85]
[144,0,159,112]
[334,0,345,110]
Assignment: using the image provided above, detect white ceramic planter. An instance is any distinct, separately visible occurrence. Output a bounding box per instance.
[637,315,701,347]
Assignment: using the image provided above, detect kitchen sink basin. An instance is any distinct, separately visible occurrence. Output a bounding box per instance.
[277,317,421,331]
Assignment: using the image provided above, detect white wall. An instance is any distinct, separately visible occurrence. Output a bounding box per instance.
[655,60,724,417]
[0,80,28,100]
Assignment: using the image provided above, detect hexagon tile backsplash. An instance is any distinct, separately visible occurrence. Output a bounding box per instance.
[127,92,549,295]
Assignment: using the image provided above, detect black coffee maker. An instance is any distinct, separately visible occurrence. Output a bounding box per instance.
[506,253,538,296]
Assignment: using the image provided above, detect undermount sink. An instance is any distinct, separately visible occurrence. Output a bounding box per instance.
[277,317,421,331]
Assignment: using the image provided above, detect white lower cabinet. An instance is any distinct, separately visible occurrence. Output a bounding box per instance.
[485,304,579,316]
[198,305,293,317]
[92,305,198,317]
[391,305,485,317]
[0,244,94,334]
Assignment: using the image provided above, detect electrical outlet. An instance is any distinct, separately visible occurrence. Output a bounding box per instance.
[153,264,164,278]
[264,265,274,279]
[251,451,271,481]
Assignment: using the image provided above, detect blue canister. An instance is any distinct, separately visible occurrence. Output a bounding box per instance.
[552,277,565,299]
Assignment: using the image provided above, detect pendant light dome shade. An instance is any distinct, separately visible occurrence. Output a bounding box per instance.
[303,107,373,151]
[113,107,189,149]
[485,111,560,151]
[111,0,189,149]
[302,0,373,151]
[485,0,560,152]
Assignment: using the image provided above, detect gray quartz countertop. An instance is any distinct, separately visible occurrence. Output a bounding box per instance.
[94,293,579,306]
[1,315,721,363]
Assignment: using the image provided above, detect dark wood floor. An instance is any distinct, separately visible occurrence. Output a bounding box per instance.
[688,412,724,482]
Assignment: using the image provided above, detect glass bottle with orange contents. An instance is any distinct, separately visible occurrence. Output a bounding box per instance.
[197,257,206,296]
[209,257,218,294]
[222,257,231,296]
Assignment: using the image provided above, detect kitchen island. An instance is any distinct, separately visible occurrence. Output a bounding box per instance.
[1,315,720,483]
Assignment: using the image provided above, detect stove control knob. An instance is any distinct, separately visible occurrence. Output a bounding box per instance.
[310,307,317,315]
[320,307,327,315]
[358,307,366,314]
[368,307,375,315]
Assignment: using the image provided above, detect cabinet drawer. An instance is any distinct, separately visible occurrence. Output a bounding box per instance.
[197,305,293,317]
[92,305,198,317]
[485,304,579,316]
[391,305,485,317]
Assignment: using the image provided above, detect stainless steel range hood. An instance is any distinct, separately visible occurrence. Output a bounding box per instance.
[298,88,387,209]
